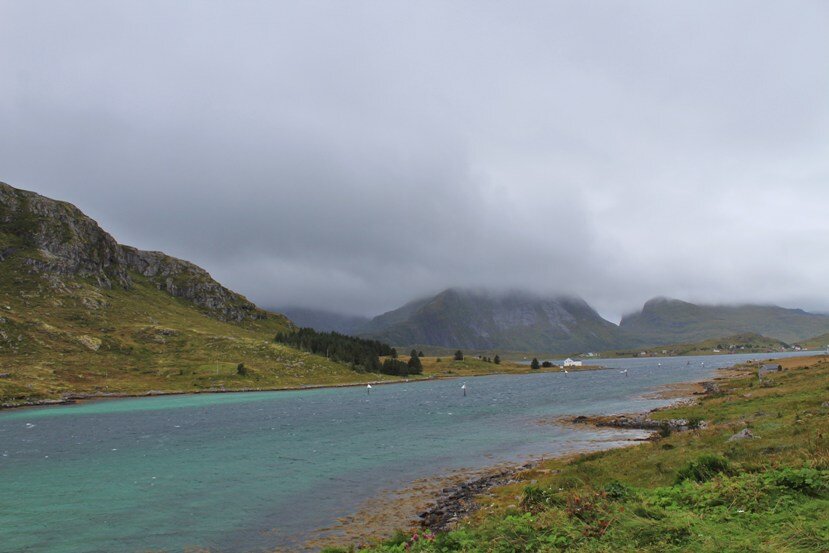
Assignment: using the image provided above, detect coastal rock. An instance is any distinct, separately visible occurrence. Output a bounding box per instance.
[419,468,526,532]
[702,381,721,394]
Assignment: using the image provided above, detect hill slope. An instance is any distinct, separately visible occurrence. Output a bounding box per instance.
[359,288,624,353]
[602,332,793,358]
[620,297,829,346]
[0,182,395,406]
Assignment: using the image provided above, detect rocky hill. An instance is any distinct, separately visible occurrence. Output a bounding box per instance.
[359,288,625,353]
[0,182,266,322]
[619,297,829,346]
[0,182,390,408]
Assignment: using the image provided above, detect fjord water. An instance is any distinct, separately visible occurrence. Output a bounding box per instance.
[0,352,814,552]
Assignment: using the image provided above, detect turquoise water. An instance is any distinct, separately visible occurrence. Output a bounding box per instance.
[0,352,814,552]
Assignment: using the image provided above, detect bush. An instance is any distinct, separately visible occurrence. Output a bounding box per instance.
[521,485,564,512]
[676,454,733,483]
[236,362,248,376]
[772,467,829,497]
[454,350,464,361]
[604,480,635,500]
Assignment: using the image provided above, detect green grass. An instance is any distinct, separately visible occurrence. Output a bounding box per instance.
[326,357,829,552]
[0,253,410,407]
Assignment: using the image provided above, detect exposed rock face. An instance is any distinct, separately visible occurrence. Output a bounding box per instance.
[0,182,130,287]
[0,182,265,322]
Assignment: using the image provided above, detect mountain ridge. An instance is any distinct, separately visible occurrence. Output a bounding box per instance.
[619,296,829,346]
[359,288,625,353]
[0,182,269,323]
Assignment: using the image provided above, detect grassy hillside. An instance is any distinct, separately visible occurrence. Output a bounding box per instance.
[802,333,829,350]
[601,333,795,358]
[330,355,829,552]
[0,253,410,407]
[620,297,829,346]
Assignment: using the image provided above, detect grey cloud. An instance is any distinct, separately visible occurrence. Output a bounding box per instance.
[1,1,827,320]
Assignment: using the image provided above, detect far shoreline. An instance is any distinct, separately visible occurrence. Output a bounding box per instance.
[2,350,816,413]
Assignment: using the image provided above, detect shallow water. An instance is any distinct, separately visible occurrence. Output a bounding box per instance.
[0,351,814,552]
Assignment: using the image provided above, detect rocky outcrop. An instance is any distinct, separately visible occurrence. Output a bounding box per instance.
[572,414,702,432]
[0,182,266,322]
[728,428,757,441]
[0,182,130,287]
[419,466,530,532]
[120,246,264,322]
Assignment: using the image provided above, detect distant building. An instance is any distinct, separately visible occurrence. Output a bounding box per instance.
[563,358,583,367]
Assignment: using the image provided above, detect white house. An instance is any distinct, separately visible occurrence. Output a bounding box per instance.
[563,358,583,367]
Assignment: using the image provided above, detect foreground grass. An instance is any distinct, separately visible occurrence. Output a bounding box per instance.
[328,357,829,552]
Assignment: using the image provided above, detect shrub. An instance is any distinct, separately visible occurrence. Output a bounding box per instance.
[771,467,829,497]
[521,485,564,512]
[676,454,733,483]
[604,480,635,500]
[236,362,248,376]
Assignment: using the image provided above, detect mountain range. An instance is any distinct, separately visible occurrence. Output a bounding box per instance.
[294,292,829,354]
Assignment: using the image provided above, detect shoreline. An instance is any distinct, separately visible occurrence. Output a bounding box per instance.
[3,351,811,413]
[0,365,592,413]
[303,363,748,550]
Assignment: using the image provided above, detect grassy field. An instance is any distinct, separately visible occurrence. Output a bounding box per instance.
[328,355,829,552]
[396,355,556,377]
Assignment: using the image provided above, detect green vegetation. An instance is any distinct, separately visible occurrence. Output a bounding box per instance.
[408,350,423,373]
[273,327,394,373]
[530,358,540,370]
[327,356,829,552]
[802,333,829,350]
[603,333,796,358]
[620,297,829,346]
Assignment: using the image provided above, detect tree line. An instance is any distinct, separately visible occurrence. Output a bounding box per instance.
[273,328,422,376]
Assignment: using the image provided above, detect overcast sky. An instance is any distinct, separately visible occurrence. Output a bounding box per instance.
[1,1,827,321]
